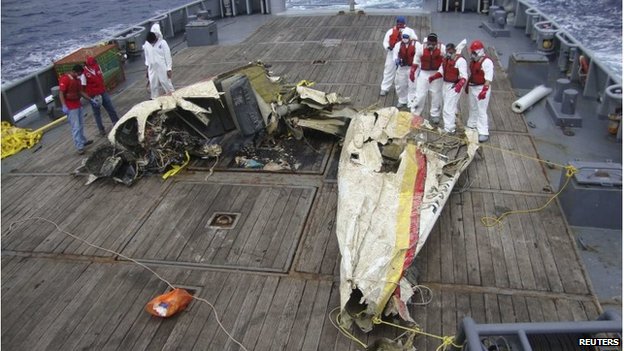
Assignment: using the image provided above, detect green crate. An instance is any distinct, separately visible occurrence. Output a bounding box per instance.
[54,44,125,92]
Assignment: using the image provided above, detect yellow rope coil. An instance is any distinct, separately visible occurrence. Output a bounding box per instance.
[1,121,43,159]
[371,316,463,350]
[411,125,579,228]
[480,164,578,227]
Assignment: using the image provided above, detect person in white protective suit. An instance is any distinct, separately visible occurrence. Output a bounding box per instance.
[466,40,494,142]
[427,42,468,134]
[409,33,446,123]
[143,24,175,99]
[379,16,417,96]
[392,33,419,108]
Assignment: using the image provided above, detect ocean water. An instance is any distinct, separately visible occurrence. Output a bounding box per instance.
[1,0,621,87]
[287,0,424,10]
[1,0,195,86]
[523,0,622,77]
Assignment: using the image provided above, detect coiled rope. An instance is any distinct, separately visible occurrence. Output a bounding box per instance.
[1,121,43,159]
[412,125,579,228]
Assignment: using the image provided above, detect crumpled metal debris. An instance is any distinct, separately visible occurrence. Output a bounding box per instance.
[83,62,352,184]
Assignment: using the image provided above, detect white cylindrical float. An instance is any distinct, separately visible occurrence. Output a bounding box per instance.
[511,85,553,113]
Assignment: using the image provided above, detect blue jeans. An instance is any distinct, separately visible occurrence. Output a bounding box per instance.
[91,92,119,132]
[67,107,87,150]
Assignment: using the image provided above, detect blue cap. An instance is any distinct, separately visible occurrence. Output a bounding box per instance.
[396,16,406,24]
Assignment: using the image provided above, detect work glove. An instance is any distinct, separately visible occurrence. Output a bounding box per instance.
[395,59,400,67]
[387,46,392,51]
[428,72,442,84]
[62,105,69,114]
[409,65,418,82]
[454,78,466,93]
[478,85,489,100]
[90,98,100,108]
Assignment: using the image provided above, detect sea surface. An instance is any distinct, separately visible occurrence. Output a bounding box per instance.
[1,0,196,86]
[1,0,621,87]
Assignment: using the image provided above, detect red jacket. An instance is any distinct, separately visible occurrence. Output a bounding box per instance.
[469,55,489,85]
[442,56,460,83]
[389,27,403,50]
[421,43,443,71]
[397,42,416,66]
[59,74,82,109]
[82,57,106,97]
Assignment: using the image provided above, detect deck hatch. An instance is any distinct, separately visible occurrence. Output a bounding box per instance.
[207,212,240,230]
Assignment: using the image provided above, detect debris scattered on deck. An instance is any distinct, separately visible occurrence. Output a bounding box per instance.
[81,62,352,185]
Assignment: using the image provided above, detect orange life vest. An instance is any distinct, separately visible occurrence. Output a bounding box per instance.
[442,56,461,83]
[389,27,403,49]
[398,41,416,66]
[469,55,490,85]
[421,43,443,71]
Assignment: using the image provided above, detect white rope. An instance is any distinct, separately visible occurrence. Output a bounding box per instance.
[6,217,249,351]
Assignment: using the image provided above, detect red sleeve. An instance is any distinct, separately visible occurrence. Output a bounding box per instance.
[58,75,69,92]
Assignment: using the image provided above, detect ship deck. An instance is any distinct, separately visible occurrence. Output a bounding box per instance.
[1,14,603,350]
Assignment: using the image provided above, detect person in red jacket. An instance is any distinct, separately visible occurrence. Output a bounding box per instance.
[392,33,418,108]
[81,56,119,136]
[409,33,446,123]
[427,42,468,134]
[466,40,494,142]
[59,65,93,154]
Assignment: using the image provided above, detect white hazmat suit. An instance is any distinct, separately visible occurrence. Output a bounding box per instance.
[143,23,175,99]
[380,25,417,94]
[392,36,419,106]
[437,55,468,133]
[467,54,494,138]
[410,40,446,119]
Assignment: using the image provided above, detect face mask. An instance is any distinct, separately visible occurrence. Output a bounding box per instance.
[427,44,435,50]
[445,52,453,59]
[402,38,409,43]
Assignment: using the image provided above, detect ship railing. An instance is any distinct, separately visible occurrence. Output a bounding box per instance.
[0,0,223,124]
[513,0,621,104]
[451,310,622,351]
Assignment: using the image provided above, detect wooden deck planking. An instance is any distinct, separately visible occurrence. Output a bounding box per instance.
[1,13,607,351]
[415,190,591,296]
[119,182,314,272]
[2,176,164,257]
[295,183,339,275]
[464,133,549,193]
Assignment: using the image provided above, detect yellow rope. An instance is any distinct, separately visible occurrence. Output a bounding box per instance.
[1,121,43,159]
[481,165,578,227]
[371,316,463,350]
[330,308,368,348]
[411,125,578,227]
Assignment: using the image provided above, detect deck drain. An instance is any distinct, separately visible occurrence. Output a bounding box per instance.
[207,212,240,230]
[312,59,327,65]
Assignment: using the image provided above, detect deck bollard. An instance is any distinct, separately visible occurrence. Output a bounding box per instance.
[561,89,579,115]
[554,78,571,103]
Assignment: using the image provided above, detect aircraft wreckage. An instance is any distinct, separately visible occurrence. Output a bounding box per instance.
[83,62,480,345]
[82,63,357,185]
